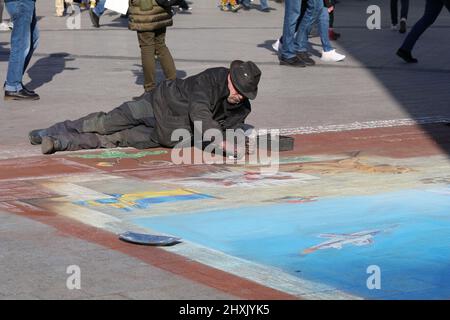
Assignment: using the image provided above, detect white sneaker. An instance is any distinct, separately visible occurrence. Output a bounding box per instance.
[321,49,346,62]
[391,24,398,31]
[7,21,13,29]
[0,22,10,31]
[272,38,280,52]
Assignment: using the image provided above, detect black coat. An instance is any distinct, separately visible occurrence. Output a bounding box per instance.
[143,67,252,147]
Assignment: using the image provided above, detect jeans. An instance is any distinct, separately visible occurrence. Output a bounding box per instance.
[295,0,332,53]
[318,7,333,52]
[242,0,268,10]
[279,0,304,59]
[390,0,409,25]
[4,0,39,92]
[401,0,450,52]
[93,0,106,16]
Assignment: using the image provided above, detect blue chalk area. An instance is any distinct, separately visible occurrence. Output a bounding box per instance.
[131,188,450,299]
[75,194,213,211]
[133,194,213,209]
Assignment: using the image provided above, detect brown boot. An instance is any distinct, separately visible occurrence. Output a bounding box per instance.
[41,137,61,155]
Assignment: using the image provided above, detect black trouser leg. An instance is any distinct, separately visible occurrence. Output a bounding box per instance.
[401,0,410,20]
[391,0,399,25]
[52,125,160,152]
[45,98,155,136]
[401,0,444,52]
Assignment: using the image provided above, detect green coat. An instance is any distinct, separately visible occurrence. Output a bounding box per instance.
[128,0,173,32]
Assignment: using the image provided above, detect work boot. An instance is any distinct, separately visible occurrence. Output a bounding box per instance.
[28,129,48,145]
[41,136,62,155]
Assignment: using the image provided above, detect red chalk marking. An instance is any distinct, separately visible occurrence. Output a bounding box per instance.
[0,158,99,181]
[0,181,58,201]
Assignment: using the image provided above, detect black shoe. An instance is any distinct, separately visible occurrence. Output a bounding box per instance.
[261,7,270,12]
[41,136,61,155]
[4,89,40,101]
[297,52,316,66]
[399,20,407,34]
[28,129,48,145]
[279,55,306,67]
[22,85,35,95]
[397,48,418,63]
[89,9,100,28]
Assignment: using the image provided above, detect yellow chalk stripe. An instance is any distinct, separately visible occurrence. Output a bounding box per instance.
[118,189,195,202]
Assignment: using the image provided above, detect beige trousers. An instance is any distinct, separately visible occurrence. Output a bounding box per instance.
[55,0,74,16]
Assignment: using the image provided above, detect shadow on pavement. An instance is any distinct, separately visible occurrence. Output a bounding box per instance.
[335,1,450,155]
[101,15,129,28]
[25,53,79,91]
[132,64,187,87]
[264,0,450,155]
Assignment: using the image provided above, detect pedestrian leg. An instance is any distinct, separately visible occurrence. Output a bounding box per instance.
[154,28,176,83]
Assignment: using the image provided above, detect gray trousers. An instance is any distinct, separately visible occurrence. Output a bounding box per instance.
[44,100,160,152]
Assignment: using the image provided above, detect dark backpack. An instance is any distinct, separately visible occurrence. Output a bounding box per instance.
[155,0,182,9]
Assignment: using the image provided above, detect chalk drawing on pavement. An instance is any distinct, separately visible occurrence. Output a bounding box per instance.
[69,150,168,159]
[283,158,411,175]
[421,176,450,185]
[166,170,319,188]
[74,189,214,212]
[96,162,115,167]
[264,196,319,204]
[137,160,175,168]
[301,227,396,255]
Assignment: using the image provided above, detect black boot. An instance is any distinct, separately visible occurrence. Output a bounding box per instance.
[397,48,418,63]
[4,89,40,101]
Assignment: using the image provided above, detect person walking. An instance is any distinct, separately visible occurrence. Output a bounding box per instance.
[397,0,450,63]
[55,0,74,17]
[89,0,105,27]
[278,0,306,66]
[128,0,177,93]
[391,0,409,33]
[3,0,40,101]
[327,0,340,40]
[295,0,345,64]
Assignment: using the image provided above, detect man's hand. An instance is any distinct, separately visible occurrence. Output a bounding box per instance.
[221,141,245,160]
[328,5,334,13]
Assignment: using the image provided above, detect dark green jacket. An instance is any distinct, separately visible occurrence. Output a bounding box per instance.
[128,0,173,32]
